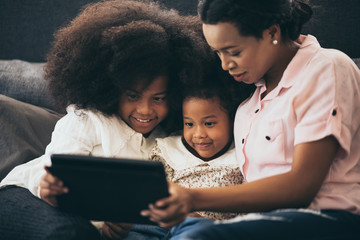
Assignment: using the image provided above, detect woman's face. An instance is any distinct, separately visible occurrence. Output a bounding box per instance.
[202,22,277,85]
[183,97,232,159]
[118,75,169,135]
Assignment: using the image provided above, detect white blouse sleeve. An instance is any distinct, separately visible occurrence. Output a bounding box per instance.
[0,107,99,197]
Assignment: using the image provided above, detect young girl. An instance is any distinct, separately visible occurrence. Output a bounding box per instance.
[122,62,253,240]
[142,0,360,239]
[152,71,249,221]
[0,1,210,239]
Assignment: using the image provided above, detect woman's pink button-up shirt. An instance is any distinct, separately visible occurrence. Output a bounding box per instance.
[234,35,360,214]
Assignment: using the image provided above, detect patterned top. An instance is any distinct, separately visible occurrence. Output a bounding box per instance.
[150,135,244,220]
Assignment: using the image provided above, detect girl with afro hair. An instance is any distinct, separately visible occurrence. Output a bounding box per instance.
[0,0,213,239]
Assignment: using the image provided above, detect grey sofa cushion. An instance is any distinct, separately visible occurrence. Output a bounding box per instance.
[0,59,57,111]
[0,95,63,181]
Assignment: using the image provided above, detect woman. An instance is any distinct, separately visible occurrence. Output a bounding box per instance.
[141,0,360,239]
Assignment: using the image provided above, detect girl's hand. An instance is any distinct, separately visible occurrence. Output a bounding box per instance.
[39,168,68,207]
[102,222,132,239]
[141,182,193,228]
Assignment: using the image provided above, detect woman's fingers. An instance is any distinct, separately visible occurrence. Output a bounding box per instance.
[102,222,132,239]
[150,202,188,226]
[141,183,193,227]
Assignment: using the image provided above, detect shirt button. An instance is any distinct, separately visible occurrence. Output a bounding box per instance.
[265,136,271,141]
[255,109,259,113]
[332,109,337,116]
[242,138,245,144]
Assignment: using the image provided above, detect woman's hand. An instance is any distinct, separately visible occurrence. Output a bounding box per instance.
[102,222,132,239]
[39,168,68,207]
[141,182,194,228]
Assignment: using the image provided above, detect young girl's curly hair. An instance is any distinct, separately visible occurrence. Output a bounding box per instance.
[44,0,211,132]
[182,57,255,122]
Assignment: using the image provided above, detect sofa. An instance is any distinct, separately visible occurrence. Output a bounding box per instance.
[1,0,360,181]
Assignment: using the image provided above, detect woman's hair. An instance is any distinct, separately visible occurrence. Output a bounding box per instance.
[198,0,313,41]
[44,0,211,132]
[182,57,255,121]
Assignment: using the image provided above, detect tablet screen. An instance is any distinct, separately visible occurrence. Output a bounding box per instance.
[46,154,169,224]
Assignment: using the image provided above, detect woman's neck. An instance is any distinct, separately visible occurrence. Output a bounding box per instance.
[262,41,300,99]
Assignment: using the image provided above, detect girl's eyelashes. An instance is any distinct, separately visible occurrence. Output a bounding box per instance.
[205,121,216,127]
[184,121,216,128]
[124,91,167,103]
[126,92,139,101]
[184,122,194,127]
[153,95,167,103]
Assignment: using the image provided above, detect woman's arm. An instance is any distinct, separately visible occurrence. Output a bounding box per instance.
[142,135,339,227]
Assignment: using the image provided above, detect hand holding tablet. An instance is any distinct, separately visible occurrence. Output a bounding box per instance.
[45,154,169,224]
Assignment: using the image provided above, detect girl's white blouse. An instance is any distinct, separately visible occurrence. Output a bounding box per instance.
[0,105,166,197]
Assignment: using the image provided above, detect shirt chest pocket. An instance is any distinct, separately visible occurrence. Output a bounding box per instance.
[246,119,287,165]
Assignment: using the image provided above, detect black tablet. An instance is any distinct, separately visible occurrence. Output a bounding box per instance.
[46,154,169,224]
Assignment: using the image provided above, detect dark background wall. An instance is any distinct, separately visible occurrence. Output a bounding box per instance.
[301,0,360,59]
[0,0,359,62]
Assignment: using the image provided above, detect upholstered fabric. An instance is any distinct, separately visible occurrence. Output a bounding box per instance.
[0,95,63,181]
[0,60,57,111]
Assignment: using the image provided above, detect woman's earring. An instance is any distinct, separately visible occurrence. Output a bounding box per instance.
[272,39,278,45]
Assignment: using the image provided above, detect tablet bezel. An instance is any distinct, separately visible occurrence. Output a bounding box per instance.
[46,154,169,224]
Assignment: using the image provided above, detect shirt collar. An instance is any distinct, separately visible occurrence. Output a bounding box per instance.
[281,34,321,88]
[255,35,321,97]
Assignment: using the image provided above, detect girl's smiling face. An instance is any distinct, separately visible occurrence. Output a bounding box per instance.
[118,75,169,135]
[183,96,232,159]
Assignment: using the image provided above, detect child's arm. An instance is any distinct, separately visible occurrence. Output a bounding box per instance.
[39,168,68,207]
[142,135,339,228]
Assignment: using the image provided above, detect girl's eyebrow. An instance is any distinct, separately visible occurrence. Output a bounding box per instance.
[126,88,139,93]
[183,115,217,120]
[126,89,167,95]
[202,115,217,120]
[154,91,168,95]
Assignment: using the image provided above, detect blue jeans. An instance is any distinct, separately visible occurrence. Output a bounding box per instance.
[0,185,101,240]
[124,224,170,240]
[178,209,360,240]
[124,217,213,240]
[169,217,213,240]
